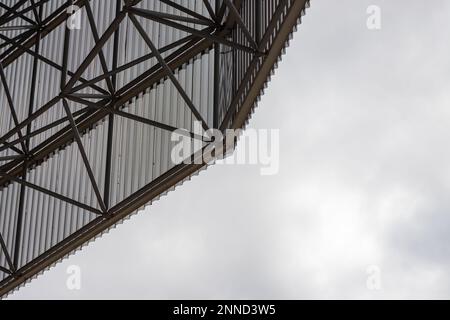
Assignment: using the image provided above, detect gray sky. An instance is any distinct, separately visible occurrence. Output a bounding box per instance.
[8,0,450,299]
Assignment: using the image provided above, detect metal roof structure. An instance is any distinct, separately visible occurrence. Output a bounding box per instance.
[0,0,310,297]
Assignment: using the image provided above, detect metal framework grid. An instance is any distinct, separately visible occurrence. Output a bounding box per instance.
[0,0,310,297]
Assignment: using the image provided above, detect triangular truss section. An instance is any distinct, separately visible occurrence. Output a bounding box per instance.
[0,0,311,297]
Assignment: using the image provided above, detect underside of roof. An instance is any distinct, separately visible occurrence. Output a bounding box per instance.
[0,0,310,297]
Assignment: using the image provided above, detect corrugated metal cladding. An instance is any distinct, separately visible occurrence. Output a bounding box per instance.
[0,0,310,294]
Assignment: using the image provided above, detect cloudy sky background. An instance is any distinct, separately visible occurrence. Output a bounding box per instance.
[8,0,450,299]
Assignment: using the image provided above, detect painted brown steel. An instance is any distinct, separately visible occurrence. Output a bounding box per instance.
[0,0,310,297]
[0,0,241,291]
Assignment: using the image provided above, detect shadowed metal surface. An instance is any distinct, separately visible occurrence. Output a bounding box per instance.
[0,0,310,297]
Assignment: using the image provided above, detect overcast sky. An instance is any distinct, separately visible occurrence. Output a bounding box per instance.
[8,0,450,299]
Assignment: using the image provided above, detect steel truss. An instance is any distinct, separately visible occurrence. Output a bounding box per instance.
[0,0,310,296]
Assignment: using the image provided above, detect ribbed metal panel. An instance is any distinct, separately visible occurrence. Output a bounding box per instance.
[0,0,310,295]
[0,0,215,281]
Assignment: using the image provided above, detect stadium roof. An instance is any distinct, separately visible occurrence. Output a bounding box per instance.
[0,0,310,297]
